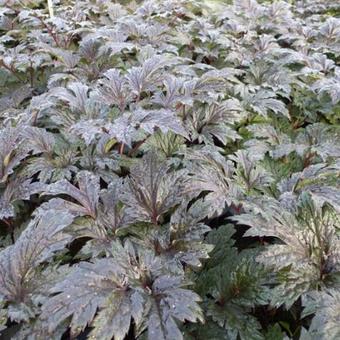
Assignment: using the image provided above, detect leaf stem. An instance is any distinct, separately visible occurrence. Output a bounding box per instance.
[34,14,61,47]
[128,137,149,157]
[119,142,125,155]
[47,0,54,18]
[0,58,25,83]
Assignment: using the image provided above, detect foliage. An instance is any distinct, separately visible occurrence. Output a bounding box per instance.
[0,0,339,339]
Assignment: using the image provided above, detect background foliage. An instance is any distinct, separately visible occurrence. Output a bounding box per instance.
[0,0,340,339]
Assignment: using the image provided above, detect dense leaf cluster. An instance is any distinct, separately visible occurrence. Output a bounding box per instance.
[0,0,340,339]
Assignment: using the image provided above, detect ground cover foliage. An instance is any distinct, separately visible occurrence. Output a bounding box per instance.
[0,0,339,338]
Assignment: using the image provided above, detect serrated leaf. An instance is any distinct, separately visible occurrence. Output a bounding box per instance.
[0,210,73,307]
